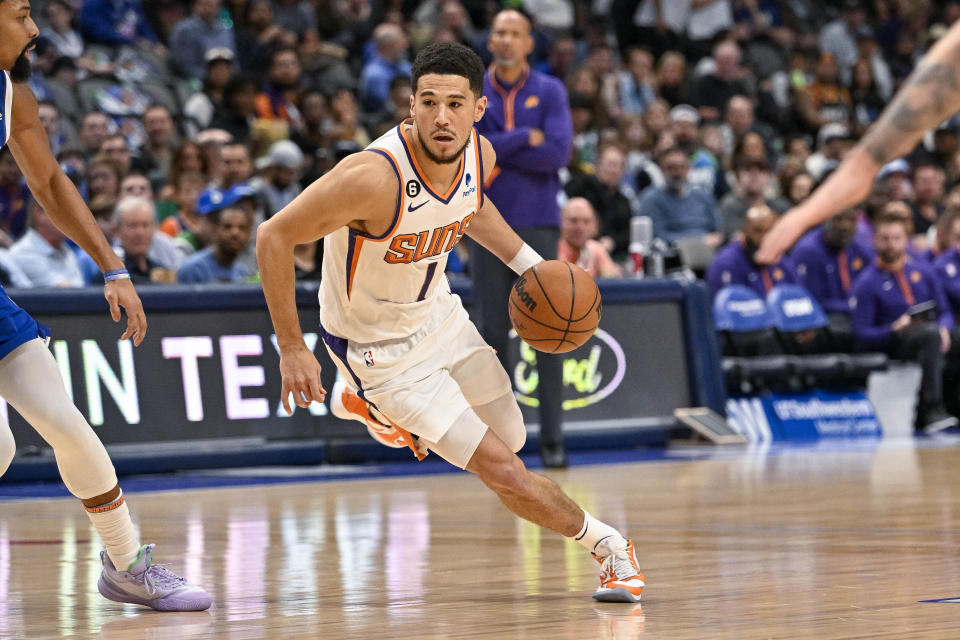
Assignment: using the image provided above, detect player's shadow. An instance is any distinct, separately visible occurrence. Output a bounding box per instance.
[99,611,213,639]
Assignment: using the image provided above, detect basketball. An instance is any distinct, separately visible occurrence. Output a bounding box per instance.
[508,260,602,353]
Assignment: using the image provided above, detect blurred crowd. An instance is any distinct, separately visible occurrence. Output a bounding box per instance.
[2,0,959,291]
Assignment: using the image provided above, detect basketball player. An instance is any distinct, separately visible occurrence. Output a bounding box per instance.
[757,20,960,264]
[0,2,210,611]
[258,42,645,603]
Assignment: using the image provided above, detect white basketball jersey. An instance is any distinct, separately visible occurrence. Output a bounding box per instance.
[318,120,484,343]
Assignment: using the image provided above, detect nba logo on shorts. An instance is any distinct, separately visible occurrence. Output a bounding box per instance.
[363,350,375,367]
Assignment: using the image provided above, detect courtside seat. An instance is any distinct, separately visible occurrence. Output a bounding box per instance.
[765,284,888,387]
[714,286,793,391]
[838,352,889,384]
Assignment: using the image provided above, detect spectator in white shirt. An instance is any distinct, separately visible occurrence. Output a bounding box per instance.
[10,201,84,288]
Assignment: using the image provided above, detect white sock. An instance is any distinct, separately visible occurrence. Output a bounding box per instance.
[571,510,628,555]
[85,491,141,571]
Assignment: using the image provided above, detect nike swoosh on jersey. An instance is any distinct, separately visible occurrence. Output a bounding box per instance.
[407,201,428,212]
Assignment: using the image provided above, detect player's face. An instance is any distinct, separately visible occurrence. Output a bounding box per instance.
[0,1,39,81]
[411,74,485,165]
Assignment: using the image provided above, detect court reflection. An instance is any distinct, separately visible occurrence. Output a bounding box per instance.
[384,490,429,617]
[99,611,214,639]
[222,505,269,622]
[594,603,645,639]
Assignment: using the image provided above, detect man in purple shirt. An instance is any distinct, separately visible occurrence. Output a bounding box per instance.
[851,214,958,433]
[473,8,573,468]
[707,205,798,300]
[792,208,873,348]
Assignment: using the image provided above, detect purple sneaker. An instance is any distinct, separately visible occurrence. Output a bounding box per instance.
[97,544,212,611]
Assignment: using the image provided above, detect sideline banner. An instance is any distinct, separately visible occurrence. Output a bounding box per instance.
[3,280,722,448]
[726,390,882,442]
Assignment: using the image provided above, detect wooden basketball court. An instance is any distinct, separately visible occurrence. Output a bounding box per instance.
[2,439,960,639]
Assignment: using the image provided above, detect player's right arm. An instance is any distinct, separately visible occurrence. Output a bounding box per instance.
[257,151,397,414]
[756,20,960,264]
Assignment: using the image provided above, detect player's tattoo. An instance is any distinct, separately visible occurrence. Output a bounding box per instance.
[862,61,960,166]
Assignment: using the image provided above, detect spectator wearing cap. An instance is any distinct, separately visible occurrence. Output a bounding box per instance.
[254,47,304,131]
[640,146,723,248]
[690,40,752,124]
[184,48,235,137]
[79,0,159,47]
[177,204,254,284]
[0,147,30,244]
[253,140,304,217]
[706,204,797,299]
[910,163,946,237]
[718,155,787,240]
[669,104,724,198]
[170,184,229,259]
[819,0,867,81]
[169,0,237,81]
[10,200,84,288]
[557,197,623,279]
[877,158,912,201]
[792,208,872,345]
[806,123,853,182]
[797,53,852,132]
[359,23,412,115]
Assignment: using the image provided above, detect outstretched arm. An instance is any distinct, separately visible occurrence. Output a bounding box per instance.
[756,21,960,263]
[8,83,146,344]
[257,151,397,413]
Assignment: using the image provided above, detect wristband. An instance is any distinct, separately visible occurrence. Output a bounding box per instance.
[104,268,131,282]
[507,243,543,275]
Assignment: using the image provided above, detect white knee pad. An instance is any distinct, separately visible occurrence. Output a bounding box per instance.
[0,421,14,478]
[472,392,527,453]
[0,340,117,498]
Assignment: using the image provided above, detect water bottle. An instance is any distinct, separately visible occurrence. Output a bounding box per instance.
[629,217,653,278]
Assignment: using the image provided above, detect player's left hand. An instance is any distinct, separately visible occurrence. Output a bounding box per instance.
[104,279,147,346]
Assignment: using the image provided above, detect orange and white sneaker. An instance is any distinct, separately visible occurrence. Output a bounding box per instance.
[330,381,428,459]
[591,538,646,603]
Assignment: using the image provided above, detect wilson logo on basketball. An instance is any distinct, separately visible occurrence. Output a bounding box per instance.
[513,276,538,312]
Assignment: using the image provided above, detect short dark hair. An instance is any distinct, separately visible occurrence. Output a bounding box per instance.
[411,42,484,99]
